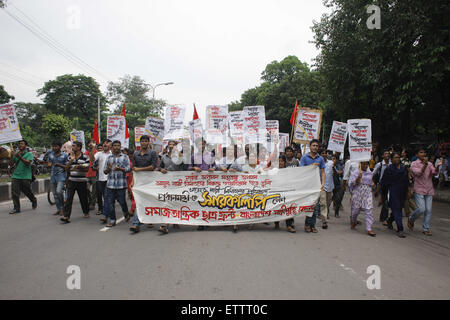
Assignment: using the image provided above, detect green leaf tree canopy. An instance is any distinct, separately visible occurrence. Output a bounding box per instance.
[37,74,107,133]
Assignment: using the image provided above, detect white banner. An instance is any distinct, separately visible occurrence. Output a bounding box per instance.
[164,105,185,141]
[133,166,321,225]
[243,105,266,144]
[145,116,165,145]
[347,119,372,161]
[107,116,126,147]
[327,121,348,153]
[70,130,85,150]
[0,104,22,144]
[293,108,322,144]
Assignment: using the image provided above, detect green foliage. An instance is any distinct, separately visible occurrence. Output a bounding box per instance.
[229,56,326,135]
[107,75,166,127]
[0,85,14,104]
[37,74,107,134]
[41,113,72,142]
[312,0,450,146]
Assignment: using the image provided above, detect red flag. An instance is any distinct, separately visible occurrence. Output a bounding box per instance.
[92,117,99,144]
[290,100,299,126]
[193,103,199,120]
[121,103,130,139]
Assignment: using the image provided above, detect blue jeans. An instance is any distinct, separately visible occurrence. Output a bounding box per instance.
[409,193,433,231]
[104,187,128,223]
[132,210,141,227]
[305,199,320,228]
[51,180,65,211]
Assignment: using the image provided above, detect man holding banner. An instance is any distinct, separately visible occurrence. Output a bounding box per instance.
[129,135,159,233]
[300,139,325,233]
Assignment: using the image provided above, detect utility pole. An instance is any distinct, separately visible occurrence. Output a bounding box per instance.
[98,96,101,142]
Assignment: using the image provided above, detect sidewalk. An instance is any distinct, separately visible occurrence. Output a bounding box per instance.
[434,187,450,204]
[0,178,50,202]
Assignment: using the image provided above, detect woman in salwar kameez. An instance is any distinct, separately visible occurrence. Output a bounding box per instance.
[379,152,409,238]
[349,161,376,237]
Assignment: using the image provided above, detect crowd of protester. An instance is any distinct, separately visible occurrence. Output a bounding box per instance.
[5,136,450,239]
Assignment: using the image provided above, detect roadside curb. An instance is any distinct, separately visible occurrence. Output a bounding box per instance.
[0,178,50,202]
[434,191,450,204]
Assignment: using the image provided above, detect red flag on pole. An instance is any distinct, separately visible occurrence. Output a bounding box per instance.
[121,103,130,139]
[290,100,299,126]
[92,117,99,144]
[193,103,199,120]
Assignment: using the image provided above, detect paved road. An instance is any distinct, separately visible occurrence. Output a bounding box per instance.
[0,192,449,300]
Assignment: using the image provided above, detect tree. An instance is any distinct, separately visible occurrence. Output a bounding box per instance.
[106,74,166,129]
[37,74,107,133]
[0,85,14,104]
[41,113,72,143]
[229,56,326,135]
[312,0,450,147]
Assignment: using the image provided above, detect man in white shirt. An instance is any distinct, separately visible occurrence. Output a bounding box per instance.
[90,139,112,216]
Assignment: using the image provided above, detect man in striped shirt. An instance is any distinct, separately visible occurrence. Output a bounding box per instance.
[101,140,131,227]
[61,141,90,224]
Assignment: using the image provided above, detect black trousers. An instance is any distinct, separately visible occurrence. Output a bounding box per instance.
[12,178,36,211]
[379,185,389,222]
[64,180,89,219]
[96,180,107,213]
[332,187,344,216]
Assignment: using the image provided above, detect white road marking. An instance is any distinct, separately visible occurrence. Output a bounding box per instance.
[99,217,125,232]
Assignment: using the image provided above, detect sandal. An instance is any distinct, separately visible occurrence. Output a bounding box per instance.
[407,219,414,230]
[106,221,116,227]
[158,226,168,234]
[60,217,70,224]
[423,230,432,236]
[129,226,139,234]
[83,214,90,218]
[287,226,296,233]
[367,230,376,237]
[311,227,318,233]
[304,226,311,233]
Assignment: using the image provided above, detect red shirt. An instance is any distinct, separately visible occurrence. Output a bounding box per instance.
[84,149,97,178]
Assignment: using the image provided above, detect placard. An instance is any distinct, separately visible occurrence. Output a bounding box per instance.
[243,105,266,144]
[69,130,85,150]
[145,116,165,145]
[293,108,322,144]
[347,119,372,161]
[327,121,348,153]
[163,105,185,141]
[107,116,126,147]
[0,103,22,144]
